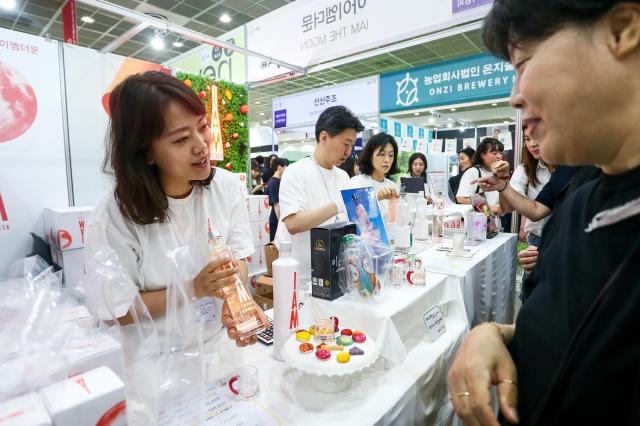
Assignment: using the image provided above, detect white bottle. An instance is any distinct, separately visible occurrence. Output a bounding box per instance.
[272,241,299,361]
[413,198,429,241]
[432,191,445,244]
[395,193,412,249]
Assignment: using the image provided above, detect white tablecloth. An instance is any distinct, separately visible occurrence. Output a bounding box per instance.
[184,272,469,426]
[416,233,518,326]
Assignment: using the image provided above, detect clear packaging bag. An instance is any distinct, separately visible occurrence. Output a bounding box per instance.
[83,246,207,425]
[338,233,394,299]
[469,193,499,239]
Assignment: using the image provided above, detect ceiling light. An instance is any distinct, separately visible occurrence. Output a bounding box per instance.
[450,108,457,112]
[150,28,167,50]
[259,112,265,116]
[413,112,420,116]
[219,13,231,23]
[81,16,95,24]
[0,0,16,9]
[428,117,436,124]
[447,122,453,128]
[503,120,510,124]
[254,101,261,105]
[262,120,268,124]
[491,103,498,106]
[172,41,184,48]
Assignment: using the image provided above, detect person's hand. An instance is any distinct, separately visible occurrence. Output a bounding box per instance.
[491,160,510,177]
[448,323,519,426]
[222,299,270,347]
[473,175,507,193]
[193,257,239,299]
[377,187,399,201]
[490,204,503,216]
[518,245,538,272]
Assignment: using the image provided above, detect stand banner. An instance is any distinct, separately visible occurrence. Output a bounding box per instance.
[0,28,68,276]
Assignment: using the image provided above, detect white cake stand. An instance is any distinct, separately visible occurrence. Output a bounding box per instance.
[282,333,379,393]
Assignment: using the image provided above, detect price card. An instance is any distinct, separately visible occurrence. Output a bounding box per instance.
[422,306,446,341]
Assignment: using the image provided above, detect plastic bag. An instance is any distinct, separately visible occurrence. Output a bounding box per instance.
[338,233,394,299]
[84,246,207,425]
[469,193,499,239]
[0,256,85,402]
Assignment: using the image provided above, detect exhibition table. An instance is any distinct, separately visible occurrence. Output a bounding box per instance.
[415,233,518,326]
[155,273,468,425]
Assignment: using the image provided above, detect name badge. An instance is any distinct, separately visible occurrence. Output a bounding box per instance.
[422,306,446,342]
[193,297,217,326]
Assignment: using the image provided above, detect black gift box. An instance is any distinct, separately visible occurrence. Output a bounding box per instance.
[310,221,356,301]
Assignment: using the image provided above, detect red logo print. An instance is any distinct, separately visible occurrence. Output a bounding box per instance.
[58,229,72,249]
[0,193,7,221]
[290,272,298,330]
[78,217,85,243]
[72,376,91,394]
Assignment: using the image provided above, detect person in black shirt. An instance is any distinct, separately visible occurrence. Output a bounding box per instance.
[267,158,288,241]
[447,1,640,425]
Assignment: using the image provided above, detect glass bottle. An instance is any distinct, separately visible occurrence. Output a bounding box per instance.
[432,191,445,244]
[207,230,265,339]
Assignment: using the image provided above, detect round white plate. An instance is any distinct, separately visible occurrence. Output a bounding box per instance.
[282,332,379,377]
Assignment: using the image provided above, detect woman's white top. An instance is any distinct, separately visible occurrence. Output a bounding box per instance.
[510,162,552,237]
[85,168,254,343]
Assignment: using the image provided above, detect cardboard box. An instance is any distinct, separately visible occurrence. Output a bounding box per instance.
[50,247,84,288]
[39,367,126,426]
[253,292,273,311]
[251,220,271,247]
[264,243,278,277]
[311,222,356,301]
[0,392,52,426]
[255,275,273,296]
[43,207,93,251]
[246,195,271,223]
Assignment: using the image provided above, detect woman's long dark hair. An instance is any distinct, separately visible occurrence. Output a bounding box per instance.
[407,152,428,179]
[104,71,213,225]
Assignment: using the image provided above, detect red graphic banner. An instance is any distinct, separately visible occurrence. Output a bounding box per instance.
[62,0,78,45]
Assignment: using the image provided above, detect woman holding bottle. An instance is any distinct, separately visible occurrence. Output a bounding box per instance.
[85,71,267,347]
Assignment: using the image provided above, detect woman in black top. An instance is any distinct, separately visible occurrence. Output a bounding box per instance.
[447,1,640,425]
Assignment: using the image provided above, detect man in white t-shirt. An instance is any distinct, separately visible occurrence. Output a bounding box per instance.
[276,106,364,283]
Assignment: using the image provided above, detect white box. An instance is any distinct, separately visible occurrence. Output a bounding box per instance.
[39,367,126,426]
[63,333,125,381]
[0,392,52,426]
[43,206,93,251]
[246,245,267,276]
[251,220,271,247]
[246,195,271,222]
[49,247,84,288]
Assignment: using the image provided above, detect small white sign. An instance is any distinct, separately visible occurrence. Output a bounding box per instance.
[445,139,458,154]
[463,138,477,150]
[422,306,446,341]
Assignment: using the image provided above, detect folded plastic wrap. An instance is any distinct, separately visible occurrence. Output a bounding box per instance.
[469,193,499,239]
